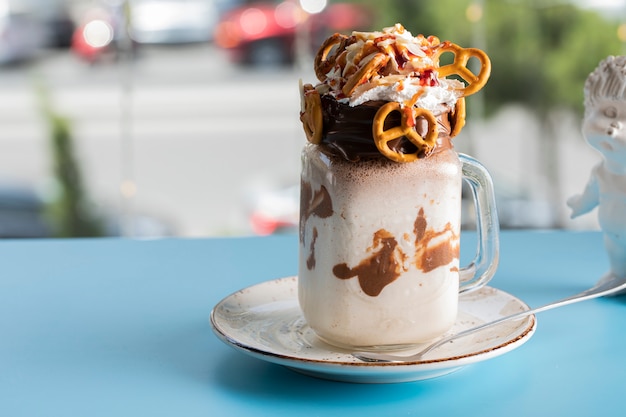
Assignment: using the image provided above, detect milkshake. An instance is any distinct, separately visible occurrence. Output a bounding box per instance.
[298,24,497,349]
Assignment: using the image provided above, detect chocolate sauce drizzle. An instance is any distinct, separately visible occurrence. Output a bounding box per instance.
[300,180,334,269]
[332,207,459,297]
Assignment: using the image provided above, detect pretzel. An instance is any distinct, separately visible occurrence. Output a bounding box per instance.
[299,84,323,144]
[433,43,491,96]
[342,53,390,97]
[372,102,438,163]
[343,40,380,75]
[314,33,349,82]
[449,97,466,138]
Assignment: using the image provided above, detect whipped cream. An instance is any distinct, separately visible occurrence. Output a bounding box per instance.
[318,24,465,111]
[348,78,464,111]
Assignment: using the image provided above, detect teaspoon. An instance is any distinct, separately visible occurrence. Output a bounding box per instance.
[353,275,626,363]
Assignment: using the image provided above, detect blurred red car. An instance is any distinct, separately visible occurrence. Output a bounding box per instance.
[214,1,372,66]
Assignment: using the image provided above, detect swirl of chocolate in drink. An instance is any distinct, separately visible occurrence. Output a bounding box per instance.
[319,95,454,162]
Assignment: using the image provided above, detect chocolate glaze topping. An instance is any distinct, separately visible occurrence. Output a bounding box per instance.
[319,95,455,162]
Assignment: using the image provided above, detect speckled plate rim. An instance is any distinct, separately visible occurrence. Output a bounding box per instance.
[210,276,536,383]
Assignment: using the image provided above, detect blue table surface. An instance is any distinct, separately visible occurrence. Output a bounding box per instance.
[0,230,624,417]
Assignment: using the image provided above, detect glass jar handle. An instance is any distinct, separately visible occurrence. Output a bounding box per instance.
[459,153,500,293]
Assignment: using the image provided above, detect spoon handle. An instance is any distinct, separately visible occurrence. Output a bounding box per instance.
[354,277,626,363]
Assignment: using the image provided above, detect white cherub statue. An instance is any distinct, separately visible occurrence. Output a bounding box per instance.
[567,55,626,282]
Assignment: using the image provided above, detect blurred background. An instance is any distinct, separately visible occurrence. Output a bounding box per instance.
[0,0,624,238]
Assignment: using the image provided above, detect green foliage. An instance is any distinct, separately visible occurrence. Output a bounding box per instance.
[38,87,104,238]
[347,0,623,116]
[541,8,622,113]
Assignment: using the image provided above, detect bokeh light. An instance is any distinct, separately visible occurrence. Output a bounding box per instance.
[300,0,327,14]
[240,8,267,35]
[275,1,299,29]
[466,3,483,23]
[618,23,626,43]
[83,20,114,48]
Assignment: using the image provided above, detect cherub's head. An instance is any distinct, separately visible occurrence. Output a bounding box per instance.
[583,56,626,165]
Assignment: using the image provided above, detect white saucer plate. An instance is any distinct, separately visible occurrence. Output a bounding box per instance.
[210,276,536,383]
